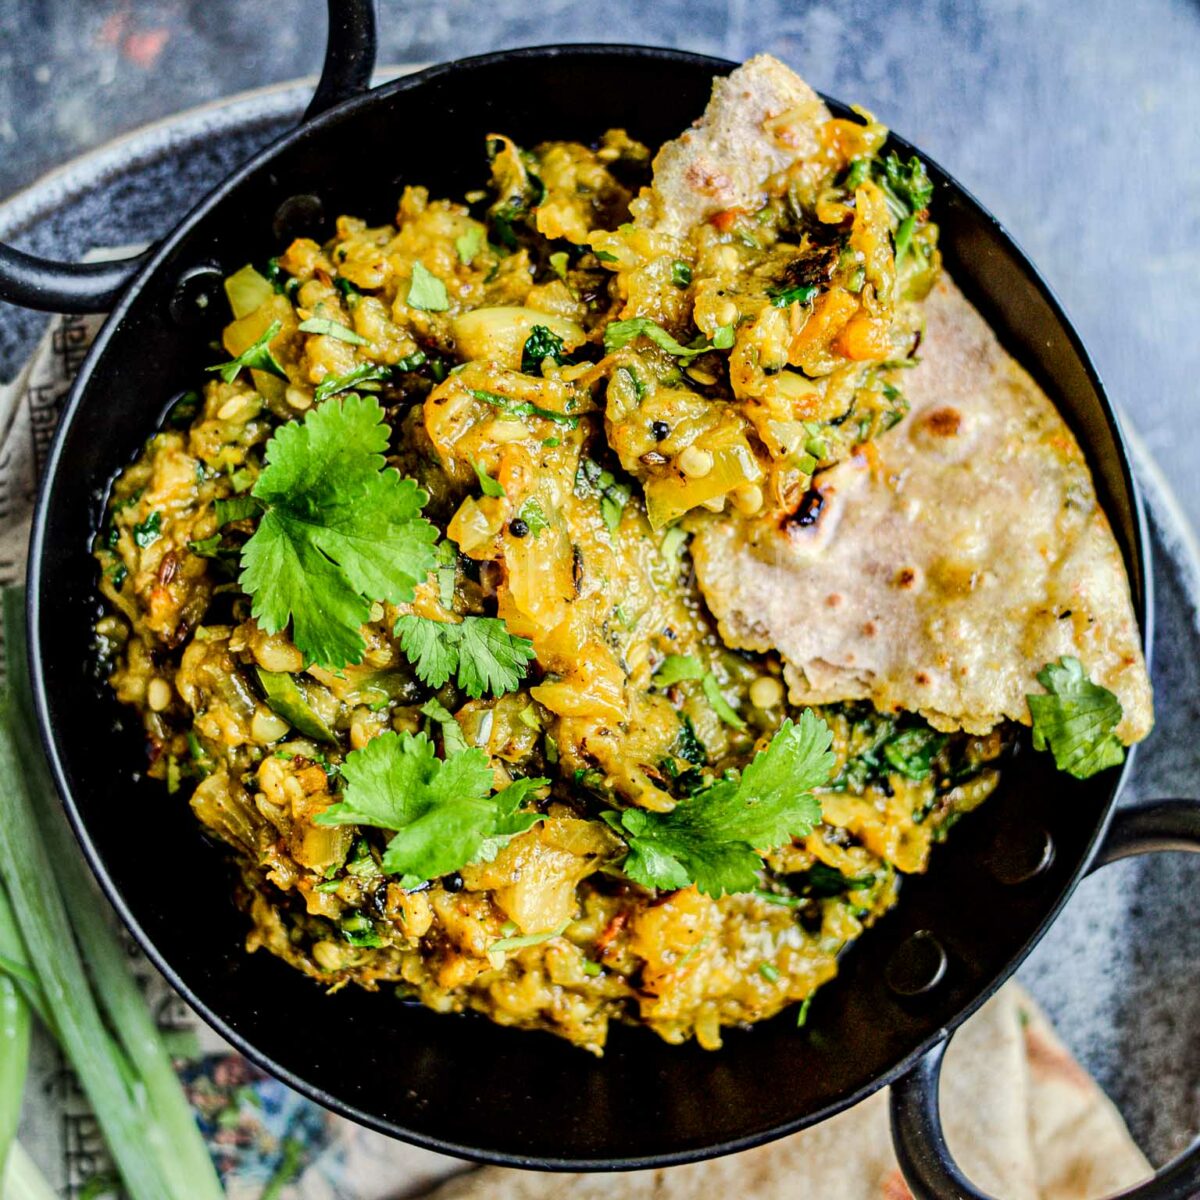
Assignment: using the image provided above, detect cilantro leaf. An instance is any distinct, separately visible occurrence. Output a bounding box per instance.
[521,325,568,374]
[768,282,818,309]
[548,251,569,280]
[394,614,536,698]
[407,262,450,312]
[1027,656,1125,779]
[455,225,485,265]
[471,457,506,497]
[609,712,835,896]
[206,320,287,383]
[313,730,548,884]
[653,654,705,686]
[394,616,460,690]
[314,362,392,403]
[132,511,162,548]
[873,152,934,223]
[574,457,632,534]
[882,726,948,781]
[603,317,716,361]
[239,394,439,669]
[516,497,549,539]
[298,317,369,346]
[456,617,537,698]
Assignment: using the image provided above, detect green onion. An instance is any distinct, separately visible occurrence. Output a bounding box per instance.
[0,701,169,1198]
[0,954,30,1184]
[3,1141,59,1200]
[2,590,224,1200]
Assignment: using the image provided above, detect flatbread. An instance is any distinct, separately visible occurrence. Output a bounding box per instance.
[415,985,1150,1199]
[692,276,1153,741]
[629,55,830,236]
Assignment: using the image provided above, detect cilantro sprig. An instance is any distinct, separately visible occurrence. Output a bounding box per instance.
[394,614,535,699]
[605,712,835,897]
[1027,656,1125,779]
[314,730,547,885]
[238,394,438,670]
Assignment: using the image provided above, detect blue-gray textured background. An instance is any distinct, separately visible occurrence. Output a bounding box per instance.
[2,0,1200,1176]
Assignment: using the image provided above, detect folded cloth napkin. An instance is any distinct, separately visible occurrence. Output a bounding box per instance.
[0,305,1151,1200]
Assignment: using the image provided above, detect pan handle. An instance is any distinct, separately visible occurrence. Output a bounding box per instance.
[890,799,1200,1200]
[0,0,378,314]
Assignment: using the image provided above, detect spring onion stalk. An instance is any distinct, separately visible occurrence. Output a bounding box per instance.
[2,1141,58,1200]
[0,890,56,1041]
[0,695,172,1199]
[0,591,225,1200]
[0,971,29,1184]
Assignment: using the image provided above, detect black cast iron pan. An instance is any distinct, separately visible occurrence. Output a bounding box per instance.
[2,4,1198,1195]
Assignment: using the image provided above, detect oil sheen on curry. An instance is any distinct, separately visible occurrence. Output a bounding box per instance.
[94,57,1150,1054]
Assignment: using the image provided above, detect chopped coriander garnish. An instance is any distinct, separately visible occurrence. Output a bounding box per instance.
[132,511,162,548]
[1027,656,1125,778]
[712,324,736,349]
[469,387,580,429]
[603,317,720,362]
[297,317,369,346]
[548,251,569,280]
[758,962,780,983]
[881,727,948,781]
[604,712,834,897]
[314,362,391,403]
[769,282,818,309]
[455,225,485,265]
[653,654,705,686]
[702,673,747,730]
[471,458,506,498]
[406,261,450,312]
[671,260,693,288]
[593,249,618,263]
[395,614,536,699]
[206,320,287,383]
[581,959,603,977]
[575,457,632,534]
[238,394,439,670]
[521,325,569,375]
[517,497,549,539]
[796,996,812,1028]
[314,731,547,885]
[873,151,934,222]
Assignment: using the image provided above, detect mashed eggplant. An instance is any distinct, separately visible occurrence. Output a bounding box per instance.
[94,100,1008,1054]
